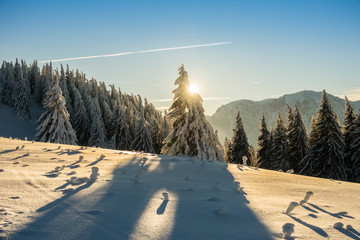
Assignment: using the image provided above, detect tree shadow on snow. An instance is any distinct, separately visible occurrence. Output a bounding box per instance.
[307,203,354,219]
[288,215,328,238]
[334,227,360,240]
[11,156,273,240]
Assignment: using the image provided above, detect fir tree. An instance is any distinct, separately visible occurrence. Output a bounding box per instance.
[227,111,251,164]
[88,97,107,148]
[287,106,308,172]
[59,64,73,118]
[0,61,6,84]
[161,65,224,161]
[35,76,77,145]
[224,137,231,162]
[71,87,90,146]
[270,112,289,171]
[343,96,357,169]
[111,101,130,150]
[131,111,155,153]
[299,90,348,180]
[14,67,31,120]
[349,115,360,182]
[1,62,15,106]
[28,61,40,96]
[256,114,270,169]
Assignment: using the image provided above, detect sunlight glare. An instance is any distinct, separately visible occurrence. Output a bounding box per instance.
[189,84,199,94]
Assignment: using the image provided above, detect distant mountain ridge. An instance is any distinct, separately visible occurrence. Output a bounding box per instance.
[207,90,360,147]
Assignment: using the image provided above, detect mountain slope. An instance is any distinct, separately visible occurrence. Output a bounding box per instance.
[1,137,359,239]
[0,97,42,140]
[207,90,360,146]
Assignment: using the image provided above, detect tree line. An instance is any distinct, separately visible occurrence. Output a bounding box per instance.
[0,59,170,153]
[0,60,224,161]
[225,90,360,182]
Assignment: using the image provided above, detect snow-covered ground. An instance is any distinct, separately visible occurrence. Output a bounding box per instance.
[0,137,359,239]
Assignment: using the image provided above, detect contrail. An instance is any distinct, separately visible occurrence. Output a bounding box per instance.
[39,42,232,63]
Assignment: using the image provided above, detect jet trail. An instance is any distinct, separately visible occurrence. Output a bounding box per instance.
[39,42,232,63]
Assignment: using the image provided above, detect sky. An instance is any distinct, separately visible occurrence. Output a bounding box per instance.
[1,0,359,115]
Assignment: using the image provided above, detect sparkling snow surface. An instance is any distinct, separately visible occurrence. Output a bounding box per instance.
[0,138,359,239]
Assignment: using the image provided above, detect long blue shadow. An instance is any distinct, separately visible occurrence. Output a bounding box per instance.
[11,156,273,240]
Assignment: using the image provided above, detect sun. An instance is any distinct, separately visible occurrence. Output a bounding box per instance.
[189,84,199,94]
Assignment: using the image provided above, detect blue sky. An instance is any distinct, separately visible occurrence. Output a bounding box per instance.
[1,0,359,114]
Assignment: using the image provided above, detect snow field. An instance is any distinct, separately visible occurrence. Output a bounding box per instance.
[0,137,359,239]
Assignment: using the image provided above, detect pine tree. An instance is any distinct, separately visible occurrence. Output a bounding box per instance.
[35,76,77,145]
[257,114,271,169]
[161,65,224,161]
[161,113,171,142]
[349,115,360,182]
[299,90,348,180]
[287,106,308,172]
[28,61,40,96]
[286,104,294,128]
[224,137,231,162]
[59,64,73,118]
[14,67,31,120]
[227,111,251,164]
[131,111,155,153]
[343,96,357,169]
[0,61,6,84]
[270,112,289,171]
[71,87,90,146]
[88,97,107,148]
[111,101,130,150]
[1,62,15,106]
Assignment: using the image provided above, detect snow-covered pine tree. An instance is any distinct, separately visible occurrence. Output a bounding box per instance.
[224,137,231,162]
[131,111,155,153]
[1,62,15,106]
[161,65,224,161]
[257,114,271,169]
[144,99,163,153]
[343,96,357,169]
[287,106,308,172]
[270,112,290,171]
[0,61,6,84]
[71,87,90,146]
[298,115,316,175]
[14,66,31,120]
[227,111,251,164]
[286,104,294,128]
[111,102,130,150]
[300,90,348,180]
[35,76,77,145]
[28,60,40,96]
[59,64,73,118]
[161,113,171,143]
[88,97,107,148]
[349,115,360,182]
[267,128,275,168]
